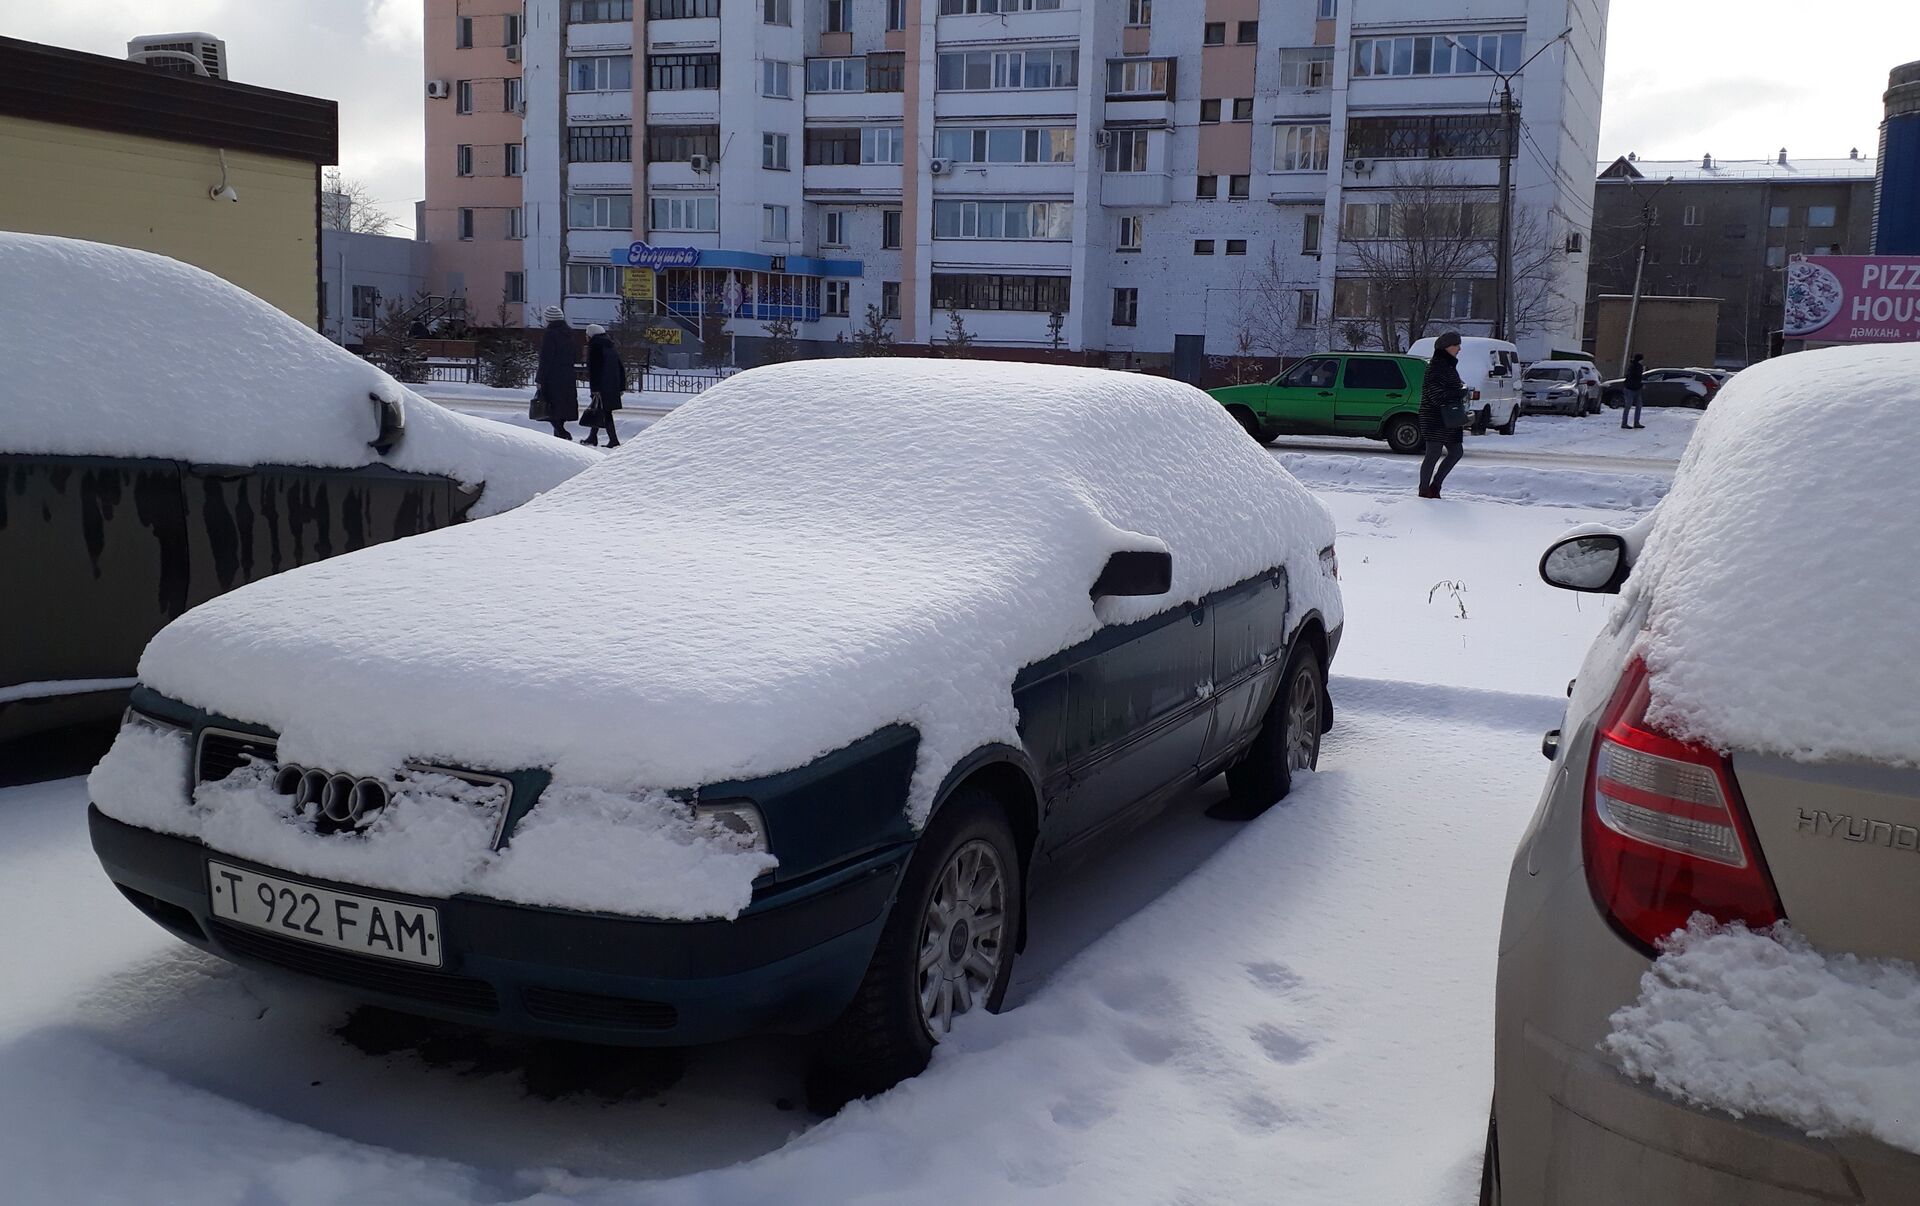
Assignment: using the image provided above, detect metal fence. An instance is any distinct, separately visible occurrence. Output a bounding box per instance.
[418,359,731,395]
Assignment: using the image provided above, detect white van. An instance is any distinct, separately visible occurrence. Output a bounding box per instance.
[1405,335,1522,434]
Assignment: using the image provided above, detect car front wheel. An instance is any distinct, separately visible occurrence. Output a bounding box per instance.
[1384,415,1423,454]
[1220,642,1324,817]
[810,783,1022,1109]
[1498,406,1520,435]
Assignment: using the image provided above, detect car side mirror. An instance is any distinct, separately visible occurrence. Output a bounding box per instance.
[1092,549,1172,600]
[369,391,406,455]
[1488,364,1510,378]
[1539,533,1630,594]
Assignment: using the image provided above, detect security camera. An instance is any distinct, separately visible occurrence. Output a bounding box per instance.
[210,184,240,202]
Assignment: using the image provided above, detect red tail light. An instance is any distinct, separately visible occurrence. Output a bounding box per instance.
[1582,656,1784,951]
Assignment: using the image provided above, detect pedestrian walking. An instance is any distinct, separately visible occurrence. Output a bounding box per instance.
[1621,353,1646,430]
[1418,331,1471,499]
[531,305,580,440]
[583,324,625,448]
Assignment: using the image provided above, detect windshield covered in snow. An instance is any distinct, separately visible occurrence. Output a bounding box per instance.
[1524,367,1576,382]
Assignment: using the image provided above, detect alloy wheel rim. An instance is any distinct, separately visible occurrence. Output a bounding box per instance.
[916,839,1007,1038]
[1286,667,1321,772]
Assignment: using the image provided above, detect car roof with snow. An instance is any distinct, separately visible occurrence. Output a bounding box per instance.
[135,358,1341,822]
[1625,342,1920,767]
[0,233,593,517]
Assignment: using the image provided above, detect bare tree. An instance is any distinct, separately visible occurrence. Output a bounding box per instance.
[322,169,395,235]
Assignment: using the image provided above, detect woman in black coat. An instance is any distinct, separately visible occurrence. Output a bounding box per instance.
[532,306,580,439]
[1418,331,1467,499]
[582,324,625,448]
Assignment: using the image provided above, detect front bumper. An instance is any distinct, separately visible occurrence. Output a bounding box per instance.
[91,806,906,1046]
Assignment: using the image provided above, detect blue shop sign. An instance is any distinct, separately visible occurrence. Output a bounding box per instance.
[620,242,702,269]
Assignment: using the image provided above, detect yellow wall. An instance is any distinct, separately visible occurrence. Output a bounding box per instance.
[0,115,319,327]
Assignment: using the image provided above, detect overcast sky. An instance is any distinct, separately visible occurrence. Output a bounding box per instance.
[5,0,1916,236]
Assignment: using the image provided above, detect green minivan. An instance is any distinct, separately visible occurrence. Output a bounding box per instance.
[1210,353,1429,454]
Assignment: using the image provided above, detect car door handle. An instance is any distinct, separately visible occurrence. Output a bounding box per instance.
[1316,390,1334,397]
[1384,392,1403,398]
[1190,607,1206,625]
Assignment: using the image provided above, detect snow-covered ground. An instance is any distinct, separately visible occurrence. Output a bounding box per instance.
[1273,407,1699,466]
[0,440,1651,1203]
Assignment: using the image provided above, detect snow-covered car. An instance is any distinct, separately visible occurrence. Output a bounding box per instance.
[1406,334,1523,434]
[1484,344,1920,1202]
[1518,360,1603,416]
[87,359,1343,1102]
[0,234,594,741]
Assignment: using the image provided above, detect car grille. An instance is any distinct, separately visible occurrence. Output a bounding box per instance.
[521,986,679,1031]
[197,728,279,782]
[211,920,500,1014]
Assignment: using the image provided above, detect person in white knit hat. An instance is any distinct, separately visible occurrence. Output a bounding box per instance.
[582,323,625,447]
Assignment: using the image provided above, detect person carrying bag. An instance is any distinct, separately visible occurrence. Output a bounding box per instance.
[1418,331,1470,499]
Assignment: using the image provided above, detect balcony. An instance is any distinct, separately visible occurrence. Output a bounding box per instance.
[929,161,1075,196]
[646,18,719,50]
[567,91,632,123]
[931,239,1073,271]
[646,88,719,122]
[934,88,1079,121]
[567,23,631,53]
[568,161,634,190]
[1100,171,1172,207]
[802,163,904,199]
[804,89,905,123]
[937,9,1081,43]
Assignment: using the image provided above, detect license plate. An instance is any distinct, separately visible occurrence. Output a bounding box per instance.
[207,861,443,967]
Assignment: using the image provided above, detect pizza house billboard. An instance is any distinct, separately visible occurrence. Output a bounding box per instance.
[1785,255,1920,344]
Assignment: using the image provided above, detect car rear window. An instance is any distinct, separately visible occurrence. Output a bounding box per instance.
[1525,367,1575,382]
[1342,358,1406,391]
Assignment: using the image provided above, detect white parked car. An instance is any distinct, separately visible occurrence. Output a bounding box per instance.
[1406,335,1523,434]
[1519,359,1603,416]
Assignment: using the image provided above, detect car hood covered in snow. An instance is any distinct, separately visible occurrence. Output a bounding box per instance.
[133,359,1341,823]
[1626,342,1920,766]
[0,233,593,517]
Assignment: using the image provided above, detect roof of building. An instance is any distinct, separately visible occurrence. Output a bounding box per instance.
[0,36,337,164]
[1598,154,1877,184]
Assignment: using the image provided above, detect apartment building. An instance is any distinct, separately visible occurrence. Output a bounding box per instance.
[423,0,1607,364]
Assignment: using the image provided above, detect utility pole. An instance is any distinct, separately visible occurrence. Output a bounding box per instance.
[1619,175,1674,377]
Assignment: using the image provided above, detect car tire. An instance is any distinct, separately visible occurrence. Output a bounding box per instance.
[1585,397,1602,416]
[1479,1103,1501,1206]
[1228,406,1263,442]
[1498,407,1519,435]
[1220,642,1325,817]
[809,783,1023,1110]
[1384,415,1423,455]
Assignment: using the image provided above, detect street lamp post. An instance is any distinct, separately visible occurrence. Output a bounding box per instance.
[1447,28,1572,343]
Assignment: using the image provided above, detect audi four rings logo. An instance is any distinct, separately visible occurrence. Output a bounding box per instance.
[274,765,391,826]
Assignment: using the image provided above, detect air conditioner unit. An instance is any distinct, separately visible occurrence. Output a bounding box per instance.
[426,79,451,99]
[1346,158,1372,175]
[929,158,954,176]
[689,153,713,173]
[505,45,522,63]
[1095,130,1114,148]
[128,32,227,79]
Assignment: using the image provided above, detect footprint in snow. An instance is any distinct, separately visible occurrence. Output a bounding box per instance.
[1243,961,1304,995]
[1249,1022,1316,1064]
[1049,1096,1118,1131]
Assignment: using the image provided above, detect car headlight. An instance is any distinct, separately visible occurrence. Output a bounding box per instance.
[694,799,770,854]
[123,705,189,736]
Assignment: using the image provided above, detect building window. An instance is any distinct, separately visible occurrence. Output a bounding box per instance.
[645,124,720,161]
[456,16,473,47]
[933,200,1073,240]
[887,0,906,31]
[1112,287,1138,327]
[867,52,906,92]
[932,273,1071,312]
[936,48,1079,92]
[941,0,1063,11]
[1344,113,1505,159]
[1127,0,1151,26]
[764,0,792,24]
[1106,57,1172,99]
[883,209,903,248]
[570,55,633,91]
[458,208,475,239]
[825,0,852,32]
[859,127,903,164]
[1296,289,1317,327]
[456,144,473,175]
[506,207,527,239]
[763,60,794,98]
[578,0,638,18]
[568,124,632,162]
[1682,204,1700,226]
[1226,238,1247,255]
[1769,205,1790,227]
[1229,174,1249,199]
[1104,128,1149,173]
[647,0,716,14]
[569,194,634,229]
[1317,0,1336,16]
[505,13,521,45]
[1196,175,1218,200]
[504,143,524,176]
[764,204,790,240]
[1278,47,1334,88]
[825,279,850,315]
[1273,123,1329,172]
[934,126,1075,164]
[823,210,848,246]
[506,77,523,111]
[882,281,901,318]
[649,53,721,90]
[351,284,381,320]
[1303,211,1322,253]
[1809,205,1837,228]
[650,194,719,231]
[455,80,473,113]
[1679,245,1703,265]
[1118,215,1143,250]
[1237,20,1258,44]
[808,56,867,92]
[1232,98,1253,121]
[567,263,624,296]
[805,128,861,165]
[1194,239,1215,255]
[1352,32,1522,78]
[505,272,526,304]
[1814,242,1840,255]
[763,132,790,169]
[1765,244,1786,268]
[1200,99,1222,124]
[1203,22,1226,46]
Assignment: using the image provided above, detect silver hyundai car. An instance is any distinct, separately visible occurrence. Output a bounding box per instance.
[1484,344,1920,1203]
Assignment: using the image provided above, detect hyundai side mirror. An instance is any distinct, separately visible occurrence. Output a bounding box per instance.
[1091,549,1172,600]
[1539,533,1630,594]
[369,391,407,455]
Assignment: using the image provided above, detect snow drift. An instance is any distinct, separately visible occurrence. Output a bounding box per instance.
[1624,343,1920,765]
[0,233,592,517]
[124,359,1340,840]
